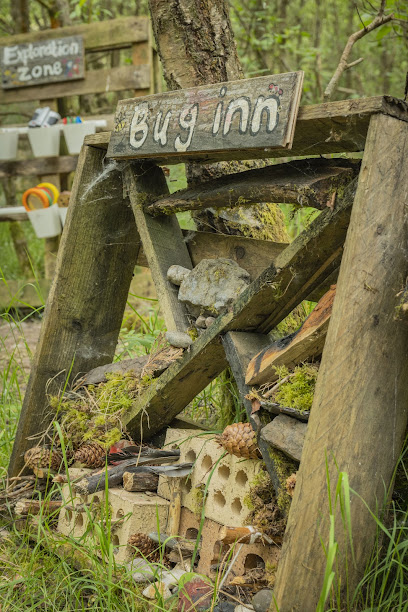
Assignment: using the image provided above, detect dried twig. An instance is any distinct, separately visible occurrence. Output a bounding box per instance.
[324,2,393,101]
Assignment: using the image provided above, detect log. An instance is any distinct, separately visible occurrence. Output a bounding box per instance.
[246,285,336,386]
[123,471,159,492]
[166,479,182,537]
[146,158,359,216]
[218,525,275,546]
[273,114,408,611]
[14,499,62,516]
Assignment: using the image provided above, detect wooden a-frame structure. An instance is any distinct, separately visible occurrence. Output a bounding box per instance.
[8,93,408,611]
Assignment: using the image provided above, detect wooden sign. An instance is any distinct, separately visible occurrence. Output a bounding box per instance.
[1,35,84,89]
[107,72,303,161]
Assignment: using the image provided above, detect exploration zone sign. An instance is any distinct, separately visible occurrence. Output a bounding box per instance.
[108,71,304,161]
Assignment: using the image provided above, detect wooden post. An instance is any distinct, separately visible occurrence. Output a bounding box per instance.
[273,114,408,611]
[8,145,139,477]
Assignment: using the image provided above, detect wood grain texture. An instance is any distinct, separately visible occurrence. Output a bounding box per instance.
[246,285,336,385]
[0,64,150,104]
[8,145,139,478]
[0,155,78,178]
[96,96,408,163]
[108,72,304,159]
[273,114,408,611]
[122,182,355,439]
[146,158,359,216]
[125,162,192,332]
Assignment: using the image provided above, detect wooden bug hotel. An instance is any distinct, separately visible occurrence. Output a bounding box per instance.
[8,68,408,611]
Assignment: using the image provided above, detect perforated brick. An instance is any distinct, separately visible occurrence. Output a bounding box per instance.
[158,428,262,527]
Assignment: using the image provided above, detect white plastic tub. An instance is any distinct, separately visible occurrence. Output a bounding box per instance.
[28,205,62,238]
[58,207,68,227]
[28,126,60,157]
[0,131,19,160]
[62,123,96,154]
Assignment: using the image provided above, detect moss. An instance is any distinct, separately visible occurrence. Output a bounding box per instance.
[267,447,297,515]
[192,483,205,517]
[273,363,319,412]
[188,327,199,341]
[244,467,287,537]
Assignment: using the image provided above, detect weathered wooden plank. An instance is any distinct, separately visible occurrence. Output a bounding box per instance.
[124,162,193,333]
[121,180,356,438]
[108,72,304,159]
[8,145,139,478]
[0,64,150,104]
[0,155,78,179]
[0,279,51,310]
[273,114,408,611]
[146,158,359,216]
[90,96,408,162]
[0,17,149,51]
[246,285,335,385]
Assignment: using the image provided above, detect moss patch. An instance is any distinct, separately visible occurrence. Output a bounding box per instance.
[272,363,319,412]
[244,467,287,538]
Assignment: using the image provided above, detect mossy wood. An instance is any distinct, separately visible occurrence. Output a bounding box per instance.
[125,162,193,333]
[273,114,408,611]
[8,145,139,477]
[146,158,359,216]
[246,285,335,385]
[120,183,356,438]
[90,96,408,163]
[0,17,151,104]
[108,72,304,159]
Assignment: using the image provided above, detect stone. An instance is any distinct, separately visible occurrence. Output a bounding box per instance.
[252,589,274,612]
[213,601,235,612]
[177,258,251,317]
[165,331,193,349]
[143,582,172,600]
[260,415,307,462]
[125,558,157,583]
[195,315,207,328]
[167,265,191,286]
[178,576,213,611]
[235,606,254,612]
[205,317,216,328]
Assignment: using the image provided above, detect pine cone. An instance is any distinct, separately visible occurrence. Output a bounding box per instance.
[74,442,106,468]
[216,422,261,459]
[128,533,161,562]
[286,472,297,497]
[24,446,64,471]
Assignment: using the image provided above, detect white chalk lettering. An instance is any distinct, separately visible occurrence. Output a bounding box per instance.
[53,61,62,76]
[2,39,81,67]
[223,97,251,135]
[31,65,42,78]
[153,110,172,146]
[129,103,149,149]
[212,86,227,135]
[17,66,31,81]
[250,95,278,135]
[174,103,198,152]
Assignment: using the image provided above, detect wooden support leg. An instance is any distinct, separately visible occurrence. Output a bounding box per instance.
[273,114,408,610]
[125,162,192,332]
[8,145,140,477]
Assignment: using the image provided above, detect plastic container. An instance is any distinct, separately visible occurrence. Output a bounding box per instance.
[62,123,96,154]
[0,131,19,160]
[28,126,60,157]
[58,207,68,227]
[28,205,62,238]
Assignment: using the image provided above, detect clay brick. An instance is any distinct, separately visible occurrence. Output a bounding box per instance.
[158,429,262,528]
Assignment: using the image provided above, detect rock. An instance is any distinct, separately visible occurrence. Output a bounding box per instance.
[80,356,148,385]
[142,581,172,600]
[252,589,274,612]
[213,601,235,612]
[125,557,157,583]
[260,414,307,462]
[165,331,193,349]
[177,258,250,317]
[167,265,191,286]
[235,606,254,612]
[178,576,213,611]
[205,317,216,328]
[195,315,207,329]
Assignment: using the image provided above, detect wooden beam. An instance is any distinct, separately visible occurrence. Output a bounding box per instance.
[124,162,193,332]
[146,159,359,216]
[0,17,149,50]
[96,96,408,163]
[246,285,336,386]
[0,155,78,179]
[0,65,150,105]
[273,114,408,611]
[121,179,356,438]
[8,145,140,478]
[0,279,51,310]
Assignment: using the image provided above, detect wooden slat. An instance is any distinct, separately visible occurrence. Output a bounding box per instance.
[125,162,193,333]
[0,279,51,310]
[121,178,356,439]
[0,17,149,51]
[0,65,150,105]
[92,97,408,160]
[0,155,78,179]
[273,114,408,611]
[146,158,359,215]
[8,144,140,478]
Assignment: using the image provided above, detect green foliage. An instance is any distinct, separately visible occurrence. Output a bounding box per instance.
[272,363,319,412]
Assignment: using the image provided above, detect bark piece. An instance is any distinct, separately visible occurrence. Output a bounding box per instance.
[260,415,307,462]
[123,471,159,492]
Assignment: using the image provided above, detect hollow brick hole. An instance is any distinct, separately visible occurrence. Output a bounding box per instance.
[74,512,83,527]
[201,454,213,472]
[218,465,230,481]
[116,508,125,520]
[112,534,120,546]
[244,554,265,570]
[236,470,248,487]
[186,449,197,463]
[231,498,243,516]
[214,491,226,509]
[181,477,192,494]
